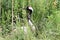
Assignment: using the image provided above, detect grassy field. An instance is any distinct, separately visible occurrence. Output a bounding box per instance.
[0,0,60,40]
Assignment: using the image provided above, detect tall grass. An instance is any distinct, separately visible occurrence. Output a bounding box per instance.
[0,0,60,40]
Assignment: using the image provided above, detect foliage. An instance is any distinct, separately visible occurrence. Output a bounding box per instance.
[0,0,60,40]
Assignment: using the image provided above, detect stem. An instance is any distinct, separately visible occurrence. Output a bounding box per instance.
[0,0,1,15]
[12,0,14,27]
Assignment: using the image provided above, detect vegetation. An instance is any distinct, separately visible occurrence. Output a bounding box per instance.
[0,0,60,40]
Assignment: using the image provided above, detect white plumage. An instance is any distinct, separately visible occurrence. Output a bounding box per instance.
[28,6,33,11]
[28,20,35,31]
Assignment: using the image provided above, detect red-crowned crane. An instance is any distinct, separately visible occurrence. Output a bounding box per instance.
[26,6,35,32]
